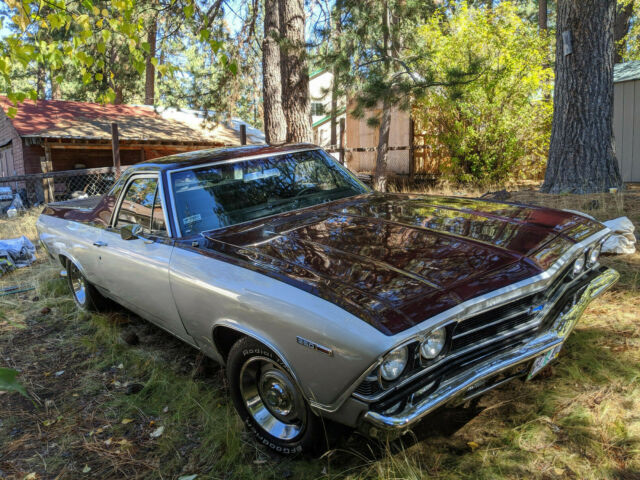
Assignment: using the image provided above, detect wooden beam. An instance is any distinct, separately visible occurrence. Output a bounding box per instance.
[111,123,121,175]
[40,147,55,203]
[45,142,223,150]
[240,124,247,145]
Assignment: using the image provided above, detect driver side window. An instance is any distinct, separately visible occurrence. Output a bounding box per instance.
[116,177,158,233]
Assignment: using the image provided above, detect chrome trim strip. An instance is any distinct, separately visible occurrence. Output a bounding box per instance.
[362,268,619,430]
[312,228,609,413]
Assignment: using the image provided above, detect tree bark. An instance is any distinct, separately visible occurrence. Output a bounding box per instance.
[539,0,548,31]
[614,0,634,64]
[375,98,392,192]
[279,0,312,143]
[374,0,393,192]
[542,0,622,193]
[263,0,287,144]
[330,67,338,147]
[50,70,61,100]
[144,15,158,105]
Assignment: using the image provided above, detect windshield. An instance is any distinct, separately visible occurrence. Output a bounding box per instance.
[170,149,370,235]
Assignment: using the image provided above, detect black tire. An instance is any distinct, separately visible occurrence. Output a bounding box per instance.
[226,337,323,455]
[65,259,107,311]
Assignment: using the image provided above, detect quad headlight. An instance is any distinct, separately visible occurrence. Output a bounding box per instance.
[420,327,447,360]
[587,244,601,266]
[380,346,408,381]
[572,254,586,277]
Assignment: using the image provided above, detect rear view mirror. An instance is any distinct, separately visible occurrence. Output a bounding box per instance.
[120,224,142,241]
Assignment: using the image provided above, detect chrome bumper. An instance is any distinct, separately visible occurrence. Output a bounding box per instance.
[363,267,619,432]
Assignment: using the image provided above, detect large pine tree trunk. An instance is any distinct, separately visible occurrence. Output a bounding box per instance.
[614,0,634,64]
[263,0,286,144]
[279,0,312,143]
[144,16,157,106]
[542,0,622,194]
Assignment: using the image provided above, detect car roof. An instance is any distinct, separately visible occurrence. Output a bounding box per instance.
[134,143,320,172]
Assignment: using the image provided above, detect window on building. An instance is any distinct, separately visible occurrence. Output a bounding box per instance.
[311,102,325,116]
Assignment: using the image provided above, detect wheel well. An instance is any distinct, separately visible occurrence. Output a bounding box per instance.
[58,254,69,268]
[213,326,245,361]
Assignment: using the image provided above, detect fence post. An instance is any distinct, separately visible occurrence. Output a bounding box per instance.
[240,124,247,145]
[409,117,415,180]
[40,145,54,203]
[111,122,121,176]
[339,118,345,165]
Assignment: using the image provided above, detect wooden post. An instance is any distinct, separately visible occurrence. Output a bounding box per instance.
[40,145,55,203]
[409,117,415,180]
[139,148,145,163]
[240,124,247,145]
[111,122,121,176]
[338,118,345,165]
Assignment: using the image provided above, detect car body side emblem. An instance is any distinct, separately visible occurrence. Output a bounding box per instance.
[296,336,333,356]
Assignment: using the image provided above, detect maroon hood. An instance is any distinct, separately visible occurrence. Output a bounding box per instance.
[200,193,604,336]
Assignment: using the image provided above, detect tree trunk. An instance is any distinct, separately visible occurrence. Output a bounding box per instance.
[539,0,548,31]
[614,0,634,64]
[374,0,393,192]
[144,15,158,106]
[279,0,312,143]
[262,0,286,144]
[36,64,46,100]
[114,86,124,105]
[375,98,392,192]
[542,0,622,193]
[50,70,61,100]
[330,67,338,147]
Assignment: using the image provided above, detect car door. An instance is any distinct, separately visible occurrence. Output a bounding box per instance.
[95,173,191,342]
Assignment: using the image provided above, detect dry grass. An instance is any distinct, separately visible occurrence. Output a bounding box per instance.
[0,191,638,480]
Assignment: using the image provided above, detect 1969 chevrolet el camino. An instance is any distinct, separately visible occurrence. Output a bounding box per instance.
[37,144,618,454]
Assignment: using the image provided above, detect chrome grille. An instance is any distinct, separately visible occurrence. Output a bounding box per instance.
[451,294,541,351]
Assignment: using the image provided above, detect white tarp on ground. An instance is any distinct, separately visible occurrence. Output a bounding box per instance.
[602,217,637,255]
[0,236,36,274]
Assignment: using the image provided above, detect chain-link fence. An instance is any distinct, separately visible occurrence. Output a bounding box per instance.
[0,167,122,213]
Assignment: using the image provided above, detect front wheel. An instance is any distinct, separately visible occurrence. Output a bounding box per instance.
[66,259,107,311]
[226,337,323,455]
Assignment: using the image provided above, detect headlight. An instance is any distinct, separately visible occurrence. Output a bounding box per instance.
[572,254,585,277]
[380,346,408,381]
[420,327,447,360]
[587,244,601,266]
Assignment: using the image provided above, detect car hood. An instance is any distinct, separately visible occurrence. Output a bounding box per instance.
[201,193,604,336]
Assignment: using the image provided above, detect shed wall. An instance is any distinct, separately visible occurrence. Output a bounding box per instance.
[613,80,640,182]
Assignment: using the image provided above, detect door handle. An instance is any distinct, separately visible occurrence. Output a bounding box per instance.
[93,240,108,247]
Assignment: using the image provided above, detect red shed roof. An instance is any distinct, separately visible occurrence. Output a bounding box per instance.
[0,97,264,145]
[0,97,157,137]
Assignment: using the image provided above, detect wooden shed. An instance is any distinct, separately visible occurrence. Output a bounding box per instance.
[0,98,264,178]
[614,61,640,183]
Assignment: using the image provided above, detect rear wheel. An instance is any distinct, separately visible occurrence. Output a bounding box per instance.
[226,337,323,455]
[66,259,106,311]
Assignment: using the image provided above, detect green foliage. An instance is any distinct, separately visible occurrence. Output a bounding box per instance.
[0,0,248,116]
[412,2,553,183]
[0,366,29,399]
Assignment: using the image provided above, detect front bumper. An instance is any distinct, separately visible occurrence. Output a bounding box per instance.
[362,267,619,432]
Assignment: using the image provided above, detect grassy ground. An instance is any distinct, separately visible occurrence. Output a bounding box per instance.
[0,188,638,480]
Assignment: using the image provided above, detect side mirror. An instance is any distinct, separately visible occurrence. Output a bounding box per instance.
[120,223,142,241]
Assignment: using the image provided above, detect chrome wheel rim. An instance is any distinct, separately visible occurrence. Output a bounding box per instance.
[68,263,87,306]
[239,357,306,441]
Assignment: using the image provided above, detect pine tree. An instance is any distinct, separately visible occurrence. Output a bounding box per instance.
[542,0,623,193]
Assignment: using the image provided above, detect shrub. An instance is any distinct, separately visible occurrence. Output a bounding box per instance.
[412,2,553,184]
